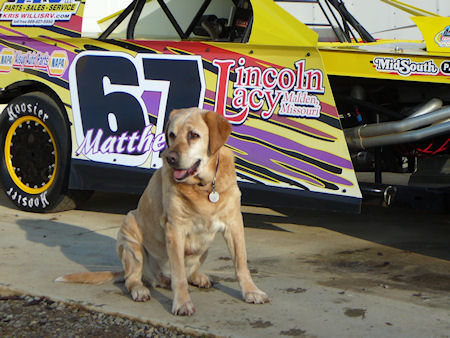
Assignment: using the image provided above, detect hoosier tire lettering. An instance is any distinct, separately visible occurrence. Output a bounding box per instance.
[6,187,50,208]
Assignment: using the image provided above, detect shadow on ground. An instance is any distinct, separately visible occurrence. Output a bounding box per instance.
[16,218,121,270]
[3,189,449,261]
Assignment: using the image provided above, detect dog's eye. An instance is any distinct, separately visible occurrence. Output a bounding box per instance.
[188,131,199,140]
[169,132,176,139]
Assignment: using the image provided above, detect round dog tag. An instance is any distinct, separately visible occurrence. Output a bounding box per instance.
[209,191,220,203]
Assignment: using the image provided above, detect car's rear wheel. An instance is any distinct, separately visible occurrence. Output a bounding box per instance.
[0,91,89,212]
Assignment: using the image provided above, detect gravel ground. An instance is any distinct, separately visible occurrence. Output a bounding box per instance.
[0,293,200,337]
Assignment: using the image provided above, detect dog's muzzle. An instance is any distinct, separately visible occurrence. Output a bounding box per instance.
[173,160,201,181]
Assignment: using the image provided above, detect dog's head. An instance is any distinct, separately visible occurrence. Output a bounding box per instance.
[164,108,232,184]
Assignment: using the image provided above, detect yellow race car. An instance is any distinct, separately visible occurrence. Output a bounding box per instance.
[0,0,447,213]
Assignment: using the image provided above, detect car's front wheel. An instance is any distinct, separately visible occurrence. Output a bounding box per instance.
[0,91,86,212]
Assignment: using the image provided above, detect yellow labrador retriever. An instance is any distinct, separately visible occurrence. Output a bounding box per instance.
[56,108,269,315]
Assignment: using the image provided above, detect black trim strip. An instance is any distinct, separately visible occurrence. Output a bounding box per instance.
[318,112,341,129]
[69,159,152,194]
[234,157,310,190]
[69,159,360,212]
[42,26,81,38]
[264,117,335,142]
[0,39,33,52]
[276,161,339,190]
[19,68,69,90]
[240,181,361,213]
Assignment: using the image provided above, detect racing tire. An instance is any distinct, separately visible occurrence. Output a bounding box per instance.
[0,92,88,212]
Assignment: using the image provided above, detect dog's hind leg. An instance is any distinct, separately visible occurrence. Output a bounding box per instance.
[117,210,151,302]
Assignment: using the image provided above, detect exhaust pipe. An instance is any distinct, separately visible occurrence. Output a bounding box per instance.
[345,99,450,150]
[406,98,443,118]
[347,120,450,149]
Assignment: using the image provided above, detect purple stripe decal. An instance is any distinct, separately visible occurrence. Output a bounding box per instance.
[228,135,352,186]
[235,123,352,170]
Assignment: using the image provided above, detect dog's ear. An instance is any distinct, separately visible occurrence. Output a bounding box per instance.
[165,109,181,146]
[202,110,232,155]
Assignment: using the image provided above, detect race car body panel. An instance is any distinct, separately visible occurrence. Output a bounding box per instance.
[0,0,367,212]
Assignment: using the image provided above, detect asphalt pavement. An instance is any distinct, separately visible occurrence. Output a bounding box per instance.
[0,191,449,337]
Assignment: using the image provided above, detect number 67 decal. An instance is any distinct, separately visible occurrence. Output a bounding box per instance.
[69,51,205,169]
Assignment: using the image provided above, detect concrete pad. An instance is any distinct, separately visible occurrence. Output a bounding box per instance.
[0,191,449,337]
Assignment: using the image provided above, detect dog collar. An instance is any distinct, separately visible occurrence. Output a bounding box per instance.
[208,155,220,203]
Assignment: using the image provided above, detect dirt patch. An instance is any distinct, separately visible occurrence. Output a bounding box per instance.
[249,320,273,328]
[280,328,307,336]
[344,308,366,319]
[210,275,237,283]
[314,246,450,309]
[218,256,231,261]
[391,273,450,292]
[281,288,307,294]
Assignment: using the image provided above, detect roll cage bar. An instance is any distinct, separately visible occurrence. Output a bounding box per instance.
[98,0,253,42]
[316,0,375,43]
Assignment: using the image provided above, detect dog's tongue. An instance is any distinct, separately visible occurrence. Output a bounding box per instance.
[173,169,187,180]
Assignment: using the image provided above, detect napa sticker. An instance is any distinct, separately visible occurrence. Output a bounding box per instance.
[0,0,80,26]
[435,26,450,48]
[48,50,68,76]
[0,48,13,72]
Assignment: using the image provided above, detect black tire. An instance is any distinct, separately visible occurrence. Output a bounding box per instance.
[0,91,88,212]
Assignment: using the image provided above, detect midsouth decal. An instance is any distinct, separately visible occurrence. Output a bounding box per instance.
[69,51,205,169]
[0,0,80,26]
[0,48,68,77]
[373,57,439,77]
[213,58,324,124]
[435,25,450,48]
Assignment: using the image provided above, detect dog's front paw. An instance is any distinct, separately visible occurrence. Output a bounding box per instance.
[244,289,269,304]
[189,271,212,288]
[172,299,195,316]
[130,285,151,302]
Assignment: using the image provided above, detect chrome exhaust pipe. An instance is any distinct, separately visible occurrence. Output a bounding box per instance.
[347,120,450,149]
[406,98,443,118]
[345,99,450,150]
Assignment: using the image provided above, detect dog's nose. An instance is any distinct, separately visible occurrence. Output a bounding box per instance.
[166,151,179,166]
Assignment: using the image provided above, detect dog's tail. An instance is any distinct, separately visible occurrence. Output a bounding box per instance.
[54,271,124,285]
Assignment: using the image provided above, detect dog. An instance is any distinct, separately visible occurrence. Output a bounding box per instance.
[56,108,269,316]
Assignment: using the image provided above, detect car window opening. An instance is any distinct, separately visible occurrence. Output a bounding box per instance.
[99,0,253,43]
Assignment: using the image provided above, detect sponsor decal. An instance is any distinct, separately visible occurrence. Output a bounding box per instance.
[6,187,49,208]
[213,58,324,124]
[373,57,439,77]
[435,25,450,48]
[440,61,450,75]
[0,48,68,77]
[48,50,68,76]
[0,0,80,26]
[0,48,13,72]
[75,124,166,158]
[70,51,205,168]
